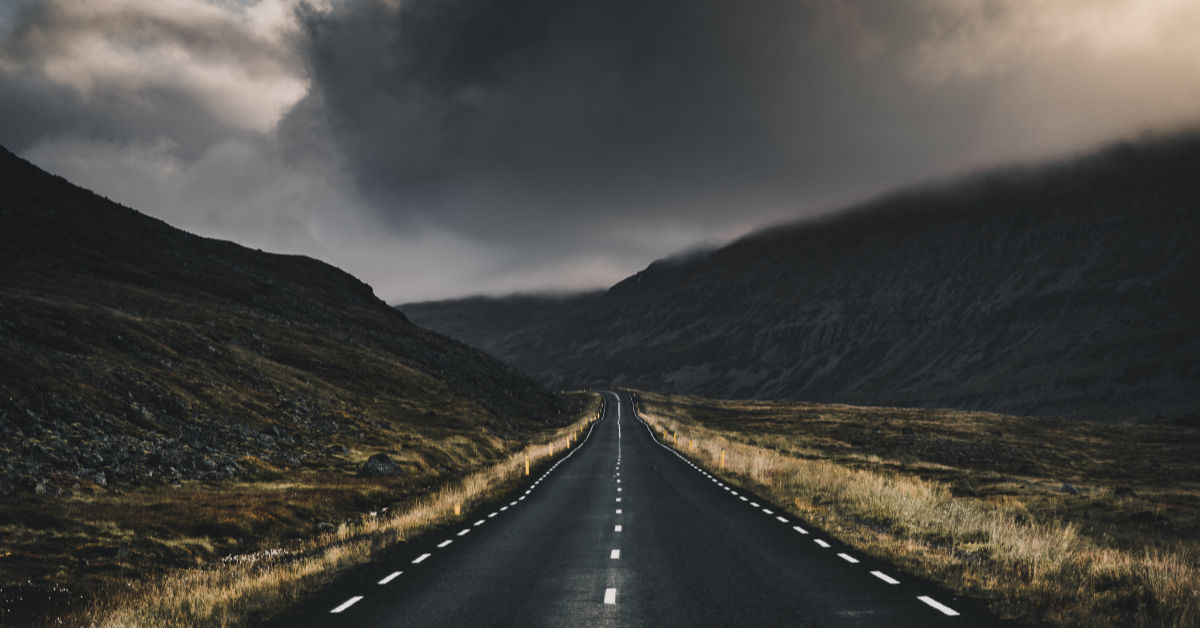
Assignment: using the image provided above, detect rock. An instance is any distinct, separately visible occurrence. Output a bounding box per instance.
[317,521,334,532]
[1060,482,1080,495]
[358,453,400,477]
[93,471,107,487]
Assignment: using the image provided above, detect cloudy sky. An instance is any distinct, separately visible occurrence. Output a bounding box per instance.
[2,0,1199,302]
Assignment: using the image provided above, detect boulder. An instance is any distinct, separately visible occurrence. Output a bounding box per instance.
[358,453,400,477]
[1060,482,1080,495]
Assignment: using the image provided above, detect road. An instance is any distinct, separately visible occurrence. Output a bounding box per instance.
[272,390,1002,627]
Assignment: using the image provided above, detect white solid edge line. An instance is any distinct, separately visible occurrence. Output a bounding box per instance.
[611,549,621,559]
[814,539,831,548]
[330,596,364,613]
[793,525,809,534]
[604,588,617,604]
[837,552,859,563]
[871,571,900,585]
[412,553,431,564]
[918,596,961,616]
[377,571,402,585]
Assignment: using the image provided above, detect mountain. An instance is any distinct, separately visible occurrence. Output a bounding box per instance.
[0,144,566,496]
[404,134,1200,420]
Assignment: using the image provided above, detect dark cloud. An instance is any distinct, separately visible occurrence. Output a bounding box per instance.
[290,0,935,243]
[4,0,1200,301]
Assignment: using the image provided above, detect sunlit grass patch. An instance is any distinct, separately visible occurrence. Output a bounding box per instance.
[636,390,1200,627]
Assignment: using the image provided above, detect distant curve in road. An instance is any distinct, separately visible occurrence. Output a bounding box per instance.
[271,390,1003,627]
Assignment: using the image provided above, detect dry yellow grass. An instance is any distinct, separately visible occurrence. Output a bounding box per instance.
[76,406,601,627]
[635,391,1199,627]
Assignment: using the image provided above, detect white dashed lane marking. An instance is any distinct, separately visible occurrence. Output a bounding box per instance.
[610,549,621,559]
[377,571,402,585]
[330,596,363,614]
[918,596,961,616]
[457,528,470,537]
[871,571,900,585]
[604,588,618,604]
[624,396,981,621]
[473,519,485,527]
[437,539,452,548]
[614,525,623,532]
[412,553,431,564]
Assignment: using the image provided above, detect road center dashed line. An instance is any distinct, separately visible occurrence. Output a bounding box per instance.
[610,549,621,559]
[837,552,859,563]
[437,539,452,548]
[814,539,831,548]
[604,588,617,604]
[412,553,431,564]
[456,528,470,537]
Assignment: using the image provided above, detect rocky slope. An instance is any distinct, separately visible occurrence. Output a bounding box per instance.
[404,135,1200,420]
[0,145,566,496]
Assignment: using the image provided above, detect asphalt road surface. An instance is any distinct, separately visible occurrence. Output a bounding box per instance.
[271,390,1003,627]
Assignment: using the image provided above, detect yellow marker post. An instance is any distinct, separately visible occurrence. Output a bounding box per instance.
[690,438,694,452]
[525,454,530,476]
[720,448,726,471]
[454,503,461,516]
[673,432,678,446]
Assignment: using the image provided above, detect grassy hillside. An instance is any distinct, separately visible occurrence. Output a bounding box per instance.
[634,390,1200,626]
[0,145,580,625]
[405,134,1200,420]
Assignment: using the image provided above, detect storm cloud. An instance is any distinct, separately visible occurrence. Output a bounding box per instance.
[3,0,1200,301]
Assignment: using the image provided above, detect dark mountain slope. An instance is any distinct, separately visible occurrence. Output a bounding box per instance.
[404,135,1200,420]
[0,144,565,496]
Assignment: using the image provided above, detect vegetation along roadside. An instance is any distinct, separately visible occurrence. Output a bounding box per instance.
[634,390,1199,627]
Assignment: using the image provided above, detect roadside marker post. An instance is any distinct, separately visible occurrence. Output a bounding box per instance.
[720,448,726,471]
[525,454,530,476]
